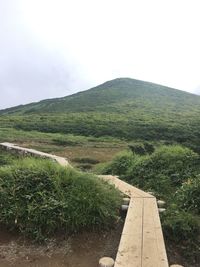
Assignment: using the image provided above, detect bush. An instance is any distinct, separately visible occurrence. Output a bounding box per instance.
[128,142,155,155]
[93,162,113,175]
[99,145,199,199]
[176,175,200,215]
[162,207,200,242]
[72,157,100,164]
[0,150,15,166]
[128,144,146,155]
[127,145,199,190]
[77,163,93,171]
[52,138,79,146]
[161,207,200,260]
[108,151,135,176]
[139,145,199,186]
[0,158,121,241]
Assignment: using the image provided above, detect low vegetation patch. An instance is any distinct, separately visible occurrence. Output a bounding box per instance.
[176,175,200,215]
[0,150,18,166]
[72,157,100,165]
[0,158,121,241]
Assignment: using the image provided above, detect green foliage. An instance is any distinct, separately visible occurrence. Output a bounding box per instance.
[161,207,200,260]
[128,144,146,155]
[143,142,155,154]
[0,127,123,146]
[128,142,155,155]
[162,207,200,242]
[52,138,79,146]
[106,151,135,176]
[126,145,199,194]
[102,145,199,197]
[0,78,200,151]
[0,158,121,241]
[93,162,113,175]
[0,150,16,166]
[176,175,200,215]
[72,157,100,165]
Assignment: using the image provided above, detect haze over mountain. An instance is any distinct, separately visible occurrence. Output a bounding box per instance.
[0,78,199,152]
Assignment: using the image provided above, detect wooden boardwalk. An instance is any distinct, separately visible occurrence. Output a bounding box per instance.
[100,175,169,267]
[0,142,169,267]
[0,142,69,167]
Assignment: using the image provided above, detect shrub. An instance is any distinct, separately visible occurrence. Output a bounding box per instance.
[128,144,146,155]
[128,142,155,155]
[161,207,200,260]
[162,207,200,242]
[175,175,200,215]
[77,163,93,171]
[72,157,100,164]
[0,158,121,241]
[100,145,199,199]
[127,145,199,190]
[93,162,113,175]
[0,150,15,166]
[52,138,79,146]
[143,142,155,154]
[143,145,199,185]
[108,151,135,176]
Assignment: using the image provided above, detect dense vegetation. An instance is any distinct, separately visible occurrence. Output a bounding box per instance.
[0,154,121,241]
[0,78,200,153]
[96,144,200,263]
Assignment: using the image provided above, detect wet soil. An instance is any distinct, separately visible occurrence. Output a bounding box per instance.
[166,240,199,267]
[0,222,124,267]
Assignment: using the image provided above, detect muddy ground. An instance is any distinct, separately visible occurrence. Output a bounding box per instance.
[0,222,124,267]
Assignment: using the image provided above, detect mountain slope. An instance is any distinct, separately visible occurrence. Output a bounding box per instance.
[0,78,200,152]
[1,78,200,115]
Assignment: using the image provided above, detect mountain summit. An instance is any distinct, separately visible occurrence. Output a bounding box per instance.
[1,78,200,115]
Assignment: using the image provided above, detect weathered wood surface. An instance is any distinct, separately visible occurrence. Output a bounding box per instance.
[0,142,169,267]
[115,198,143,267]
[114,197,168,267]
[99,175,154,198]
[142,198,168,267]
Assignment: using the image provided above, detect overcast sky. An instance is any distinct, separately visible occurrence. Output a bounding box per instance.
[0,0,200,109]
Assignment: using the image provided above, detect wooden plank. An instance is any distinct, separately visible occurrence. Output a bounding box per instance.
[99,175,141,197]
[54,156,69,167]
[114,198,143,267]
[142,198,159,267]
[99,175,153,198]
[151,198,169,267]
[142,198,168,267]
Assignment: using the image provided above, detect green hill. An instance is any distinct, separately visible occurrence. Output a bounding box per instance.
[1,78,200,114]
[0,78,200,151]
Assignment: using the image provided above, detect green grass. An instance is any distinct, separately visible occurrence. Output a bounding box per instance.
[0,127,123,145]
[0,157,122,241]
[0,150,19,166]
